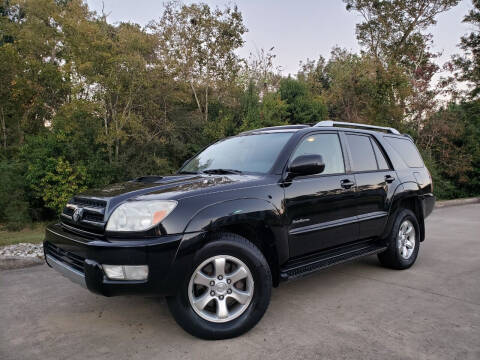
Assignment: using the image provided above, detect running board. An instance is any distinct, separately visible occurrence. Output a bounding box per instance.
[280,241,387,281]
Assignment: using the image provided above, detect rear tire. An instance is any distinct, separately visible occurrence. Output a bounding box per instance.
[378,209,420,270]
[167,232,272,340]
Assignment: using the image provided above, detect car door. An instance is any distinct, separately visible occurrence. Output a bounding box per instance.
[284,132,359,258]
[344,133,398,239]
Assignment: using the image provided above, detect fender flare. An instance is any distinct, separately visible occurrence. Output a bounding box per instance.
[383,182,425,241]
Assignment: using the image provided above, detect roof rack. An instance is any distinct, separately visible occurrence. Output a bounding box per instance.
[314,120,400,135]
[239,125,309,135]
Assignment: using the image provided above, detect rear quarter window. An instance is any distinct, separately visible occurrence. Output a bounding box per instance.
[385,137,424,168]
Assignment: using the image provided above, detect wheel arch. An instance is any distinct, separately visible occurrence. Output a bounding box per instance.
[181,198,287,287]
[385,183,426,242]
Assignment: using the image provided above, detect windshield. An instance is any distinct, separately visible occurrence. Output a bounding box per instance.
[180,132,293,174]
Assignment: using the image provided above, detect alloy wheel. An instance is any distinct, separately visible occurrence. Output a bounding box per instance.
[397,219,416,260]
[188,255,254,323]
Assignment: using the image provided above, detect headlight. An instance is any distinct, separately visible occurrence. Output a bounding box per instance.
[106,200,177,232]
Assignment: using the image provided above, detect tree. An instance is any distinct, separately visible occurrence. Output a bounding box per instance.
[154,2,247,122]
[61,6,159,163]
[452,0,480,98]
[242,47,283,93]
[0,0,70,153]
[239,82,288,131]
[279,78,327,124]
[343,0,460,132]
[344,0,460,66]
[297,56,329,95]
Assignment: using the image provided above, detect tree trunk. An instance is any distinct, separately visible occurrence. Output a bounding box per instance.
[114,111,119,162]
[164,98,167,126]
[205,86,208,122]
[0,107,6,151]
[190,79,202,114]
[104,108,112,164]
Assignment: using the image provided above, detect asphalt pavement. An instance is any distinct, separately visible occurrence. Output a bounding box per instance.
[1,204,479,360]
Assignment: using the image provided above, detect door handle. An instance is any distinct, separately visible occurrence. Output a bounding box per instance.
[385,175,395,183]
[340,179,355,189]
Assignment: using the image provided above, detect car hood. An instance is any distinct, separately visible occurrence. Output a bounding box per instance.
[78,173,271,209]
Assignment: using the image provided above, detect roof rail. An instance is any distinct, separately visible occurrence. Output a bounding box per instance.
[239,125,309,135]
[314,120,400,135]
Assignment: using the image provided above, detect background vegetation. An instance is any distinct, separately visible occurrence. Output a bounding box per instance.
[1,0,480,231]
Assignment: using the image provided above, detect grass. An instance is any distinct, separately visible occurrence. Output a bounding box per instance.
[0,223,46,247]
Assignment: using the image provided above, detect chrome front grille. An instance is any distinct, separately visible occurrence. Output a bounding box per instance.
[60,197,107,235]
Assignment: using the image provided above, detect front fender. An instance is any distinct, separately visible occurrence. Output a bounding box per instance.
[174,198,288,283]
[184,198,282,234]
[162,198,286,291]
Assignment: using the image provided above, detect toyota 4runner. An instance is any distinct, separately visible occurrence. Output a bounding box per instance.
[44,121,435,339]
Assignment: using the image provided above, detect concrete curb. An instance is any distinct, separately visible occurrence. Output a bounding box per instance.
[0,256,44,270]
[435,197,480,208]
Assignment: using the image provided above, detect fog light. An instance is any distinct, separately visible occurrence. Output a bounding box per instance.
[124,265,149,280]
[103,265,149,280]
[103,265,124,280]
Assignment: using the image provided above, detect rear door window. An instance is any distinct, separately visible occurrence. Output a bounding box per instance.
[346,134,378,172]
[385,137,424,168]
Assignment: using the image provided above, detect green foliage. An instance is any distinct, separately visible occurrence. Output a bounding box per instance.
[40,157,88,214]
[343,0,460,65]
[452,0,480,98]
[203,108,236,142]
[279,78,328,123]
[0,161,30,230]
[259,92,289,127]
[420,150,462,200]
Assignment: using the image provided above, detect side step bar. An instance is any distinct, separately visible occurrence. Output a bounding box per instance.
[280,241,387,281]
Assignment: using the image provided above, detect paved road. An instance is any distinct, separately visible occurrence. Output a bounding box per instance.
[1,204,480,360]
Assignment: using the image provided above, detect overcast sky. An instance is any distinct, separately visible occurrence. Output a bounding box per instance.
[85,0,474,76]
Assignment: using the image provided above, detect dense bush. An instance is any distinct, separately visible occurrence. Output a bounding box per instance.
[0,162,30,230]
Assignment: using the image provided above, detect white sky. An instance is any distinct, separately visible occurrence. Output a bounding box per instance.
[85,0,474,76]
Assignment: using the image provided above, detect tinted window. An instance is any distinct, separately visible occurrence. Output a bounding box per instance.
[181,132,293,174]
[292,133,345,175]
[386,137,424,168]
[347,134,377,172]
[371,139,390,170]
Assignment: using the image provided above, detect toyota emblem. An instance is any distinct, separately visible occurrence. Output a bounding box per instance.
[72,208,84,223]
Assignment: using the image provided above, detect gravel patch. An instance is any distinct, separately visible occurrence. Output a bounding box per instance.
[0,243,44,270]
[0,243,44,258]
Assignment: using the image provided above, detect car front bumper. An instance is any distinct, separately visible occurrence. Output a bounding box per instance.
[44,223,200,297]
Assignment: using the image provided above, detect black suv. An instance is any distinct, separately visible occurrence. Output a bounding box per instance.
[44,121,435,339]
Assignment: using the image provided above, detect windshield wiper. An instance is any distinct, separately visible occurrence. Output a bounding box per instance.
[202,169,243,175]
[178,171,199,174]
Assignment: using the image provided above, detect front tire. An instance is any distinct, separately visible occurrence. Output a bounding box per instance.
[378,209,420,269]
[167,232,272,340]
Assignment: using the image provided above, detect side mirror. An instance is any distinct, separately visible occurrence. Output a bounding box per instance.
[288,154,325,177]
